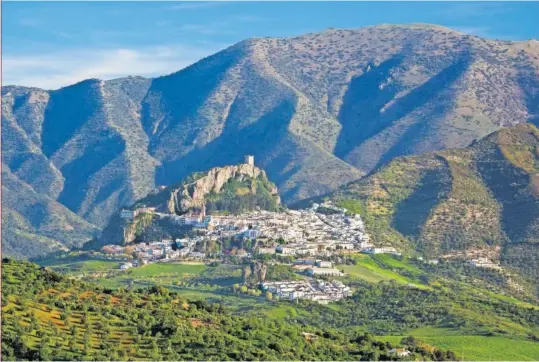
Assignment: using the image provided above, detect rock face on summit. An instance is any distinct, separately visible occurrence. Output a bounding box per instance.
[3,24,539,257]
[166,163,280,215]
[96,162,281,246]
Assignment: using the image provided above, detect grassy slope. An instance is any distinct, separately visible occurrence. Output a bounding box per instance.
[38,255,122,274]
[33,252,539,360]
[6,260,448,361]
[380,332,539,361]
[342,254,428,288]
[367,256,539,360]
[330,124,539,283]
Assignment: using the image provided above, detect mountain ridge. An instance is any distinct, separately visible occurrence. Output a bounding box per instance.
[324,124,539,280]
[3,24,539,258]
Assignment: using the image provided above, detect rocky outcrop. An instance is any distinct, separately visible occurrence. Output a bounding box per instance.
[166,163,281,214]
[97,162,281,246]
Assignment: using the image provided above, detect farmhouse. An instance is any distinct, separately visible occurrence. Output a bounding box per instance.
[294,258,315,265]
[468,257,500,269]
[257,247,276,254]
[363,246,400,255]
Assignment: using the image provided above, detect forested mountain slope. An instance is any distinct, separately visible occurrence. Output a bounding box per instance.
[327,124,539,279]
[2,165,99,259]
[3,24,539,257]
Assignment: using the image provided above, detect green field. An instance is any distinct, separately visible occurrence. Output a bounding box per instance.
[480,289,539,310]
[371,254,423,275]
[91,263,208,290]
[37,255,121,274]
[341,254,428,289]
[380,329,539,361]
[36,255,212,288]
[428,336,539,361]
[130,263,207,277]
[342,262,390,283]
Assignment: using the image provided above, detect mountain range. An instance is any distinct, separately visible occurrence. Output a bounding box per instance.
[323,124,539,281]
[2,24,539,258]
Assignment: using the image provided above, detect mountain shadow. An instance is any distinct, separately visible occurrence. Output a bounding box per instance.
[335,55,404,158]
[337,53,473,171]
[58,132,126,213]
[517,67,539,127]
[476,145,539,243]
[154,97,297,189]
[141,47,244,150]
[374,55,472,167]
[392,163,451,237]
[42,79,102,157]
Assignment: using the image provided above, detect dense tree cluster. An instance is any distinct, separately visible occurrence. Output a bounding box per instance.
[287,279,539,337]
[2,259,456,361]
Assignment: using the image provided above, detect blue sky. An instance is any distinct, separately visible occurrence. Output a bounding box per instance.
[3,1,539,90]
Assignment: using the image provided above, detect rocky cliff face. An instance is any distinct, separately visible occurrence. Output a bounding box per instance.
[96,163,281,246]
[166,163,280,214]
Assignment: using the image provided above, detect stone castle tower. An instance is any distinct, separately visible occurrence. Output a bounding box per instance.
[244,155,254,166]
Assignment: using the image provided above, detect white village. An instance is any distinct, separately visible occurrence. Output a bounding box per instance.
[103,198,383,304]
[98,156,497,304]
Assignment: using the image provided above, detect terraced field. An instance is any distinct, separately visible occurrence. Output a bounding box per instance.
[27,252,539,361]
[7,260,445,361]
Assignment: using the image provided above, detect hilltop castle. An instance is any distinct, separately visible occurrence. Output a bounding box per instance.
[244,155,254,166]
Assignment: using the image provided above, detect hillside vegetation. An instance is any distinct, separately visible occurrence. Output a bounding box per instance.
[28,252,539,360]
[3,24,539,257]
[2,259,460,361]
[98,163,282,246]
[139,163,282,215]
[328,124,539,281]
[1,166,99,259]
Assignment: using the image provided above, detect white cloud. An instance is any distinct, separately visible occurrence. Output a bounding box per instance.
[2,43,229,90]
